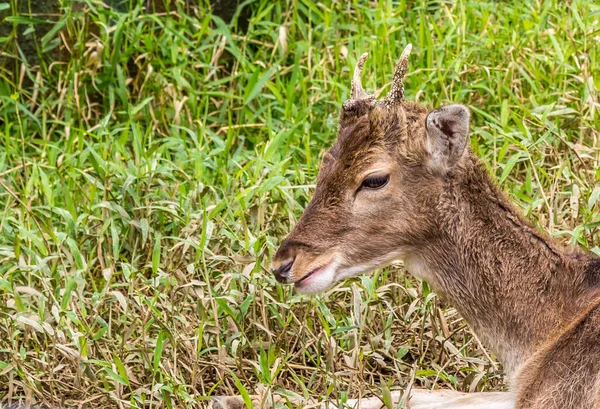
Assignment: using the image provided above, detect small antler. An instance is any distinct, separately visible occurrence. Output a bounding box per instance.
[343,53,373,112]
[350,52,369,100]
[384,43,412,106]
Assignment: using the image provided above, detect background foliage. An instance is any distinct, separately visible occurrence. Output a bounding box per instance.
[0,0,599,407]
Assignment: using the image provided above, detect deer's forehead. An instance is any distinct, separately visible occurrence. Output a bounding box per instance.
[319,102,429,184]
[335,145,389,171]
[332,114,398,156]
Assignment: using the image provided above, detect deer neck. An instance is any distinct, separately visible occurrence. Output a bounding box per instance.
[404,155,592,377]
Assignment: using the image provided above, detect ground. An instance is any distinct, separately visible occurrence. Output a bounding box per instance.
[0,0,599,408]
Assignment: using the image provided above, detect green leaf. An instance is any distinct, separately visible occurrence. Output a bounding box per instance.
[104,367,128,386]
[131,96,154,115]
[547,31,564,62]
[61,277,76,310]
[41,17,66,47]
[6,16,49,24]
[588,187,600,211]
[0,3,10,10]
[396,346,410,360]
[415,369,437,377]
[113,354,130,387]
[381,385,393,409]
[238,294,253,318]
[152,233,161,274]
[499,152,523,185]
[13,233,20,260]
[140,218,149,246]
[215,296,236,322]
[258,176,284,194]
[263,123,301,162]
[66,237,87,271]
[153,330,165,373]
[500,99,509,129]
[229,371,253,408]
[258,347,271,383]
[245,66,277,104]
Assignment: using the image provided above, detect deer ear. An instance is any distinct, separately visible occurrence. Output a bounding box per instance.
[425,104,470,173]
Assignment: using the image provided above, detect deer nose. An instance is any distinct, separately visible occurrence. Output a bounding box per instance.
[272,258,294,283]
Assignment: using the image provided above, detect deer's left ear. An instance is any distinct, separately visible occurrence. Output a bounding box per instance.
[425,104,470,174]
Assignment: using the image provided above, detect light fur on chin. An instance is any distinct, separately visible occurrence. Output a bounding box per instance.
[296,251,408,295]
[294,260,339,294]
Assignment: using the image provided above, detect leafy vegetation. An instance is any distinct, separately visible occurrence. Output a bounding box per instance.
[0,0,599,407]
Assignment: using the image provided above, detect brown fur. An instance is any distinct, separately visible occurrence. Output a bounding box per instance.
[271,93,600,408]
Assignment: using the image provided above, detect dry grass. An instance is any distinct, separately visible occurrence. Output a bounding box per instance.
[0,0,599,407]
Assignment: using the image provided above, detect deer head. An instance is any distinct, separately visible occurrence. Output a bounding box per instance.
[272,45,471,294]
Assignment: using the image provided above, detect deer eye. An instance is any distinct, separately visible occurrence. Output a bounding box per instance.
[361,174,390,190]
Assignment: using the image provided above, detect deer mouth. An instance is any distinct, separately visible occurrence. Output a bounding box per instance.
[294,260,336,292]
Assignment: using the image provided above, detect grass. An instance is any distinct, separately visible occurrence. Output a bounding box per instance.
[0,0,599,407]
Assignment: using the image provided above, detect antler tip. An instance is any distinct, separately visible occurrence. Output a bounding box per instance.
[384,43,413,106]
[350,52,370,100]
[356,53,369,70]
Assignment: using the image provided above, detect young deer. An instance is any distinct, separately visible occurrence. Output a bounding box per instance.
[268,45,600,409]
[212,45,600,409]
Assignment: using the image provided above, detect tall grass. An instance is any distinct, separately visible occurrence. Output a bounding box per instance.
[0,0,599,407]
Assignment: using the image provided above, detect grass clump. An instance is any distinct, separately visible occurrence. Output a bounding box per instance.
[0,0,599,407]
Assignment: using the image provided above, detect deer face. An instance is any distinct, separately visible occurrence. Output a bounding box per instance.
[272,46,471,294]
